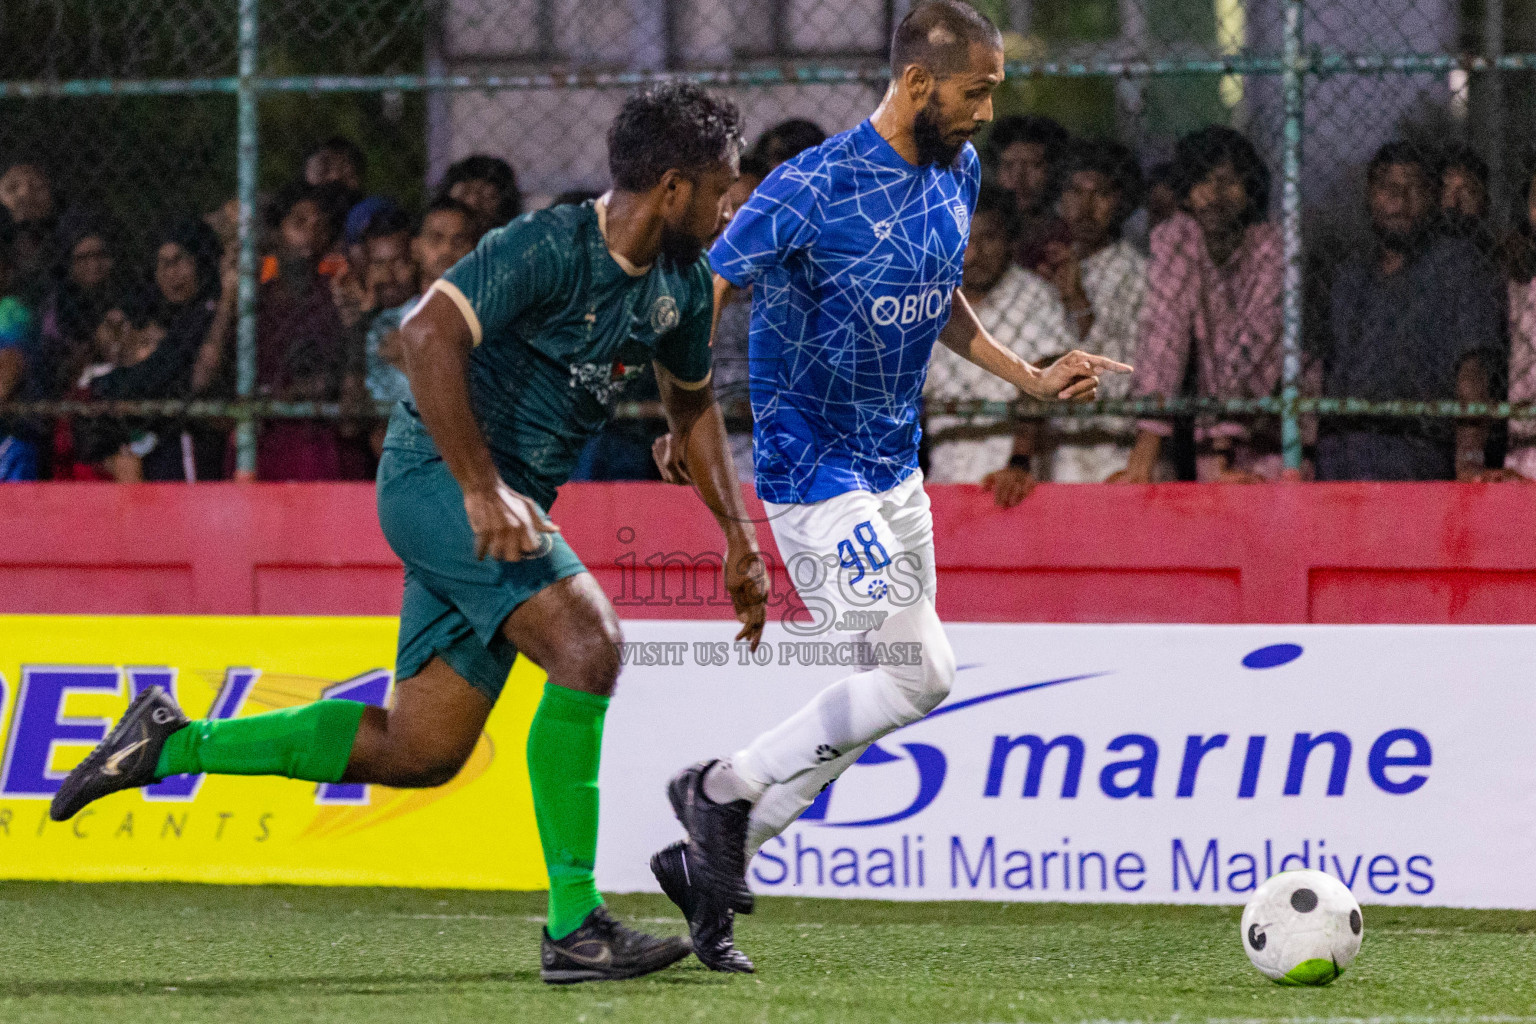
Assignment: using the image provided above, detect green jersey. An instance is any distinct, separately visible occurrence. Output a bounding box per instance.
[384,198,714,508]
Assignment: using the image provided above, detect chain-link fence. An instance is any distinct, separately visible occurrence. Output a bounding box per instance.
[0,0,1532,482]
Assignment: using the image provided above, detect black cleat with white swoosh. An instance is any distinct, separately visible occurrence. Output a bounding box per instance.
[49,685,188,822]
[540,905,692,984]
[667,761,754,914]
[651,840,754,973]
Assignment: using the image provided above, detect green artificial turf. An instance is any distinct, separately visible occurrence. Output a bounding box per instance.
[1,882,1533,1023]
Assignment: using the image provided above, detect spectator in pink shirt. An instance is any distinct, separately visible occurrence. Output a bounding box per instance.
[1112,126,1285,483]
[1491,160,1536,480]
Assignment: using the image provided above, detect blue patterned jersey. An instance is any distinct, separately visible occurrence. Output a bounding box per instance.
[709,119,980,504]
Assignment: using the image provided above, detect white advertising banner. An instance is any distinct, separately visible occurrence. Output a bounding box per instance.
[597,623,1536,908]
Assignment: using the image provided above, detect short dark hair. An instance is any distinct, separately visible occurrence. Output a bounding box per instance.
[360,204,413,244]
[419,195,477,232]
[270,180,350,248]
[1367,140,1435,187]
[749,119,826,167]
[312,136,366,179]
[1437,143,1490,188]
[1146,159,1177,190]
[1061,138,1145,236]
[890,0,1003,78]
[442,155,522,224]
[972,181,1021,239]
[985,114,1070,167]
[1173,125,1271,226]
[607,83,742,192]
[739,151,772,182]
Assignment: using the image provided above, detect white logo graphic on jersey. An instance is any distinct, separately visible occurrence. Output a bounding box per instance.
[870,288,948,327]
[872,218,895,242]
[649,295,680,334]
[950,201,969,235]
[569,360,644,404]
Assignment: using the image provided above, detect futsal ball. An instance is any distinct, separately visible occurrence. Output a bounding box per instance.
[1240,869,1363,985]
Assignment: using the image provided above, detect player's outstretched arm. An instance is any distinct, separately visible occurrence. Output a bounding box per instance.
[655,363,768,649]
[398,291,558,562]
[938,287,1132,402]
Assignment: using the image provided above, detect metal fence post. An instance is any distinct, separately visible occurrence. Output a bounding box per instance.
[1279,0,1305,472]
[234,0,260,479]
[1483,0,1505,223]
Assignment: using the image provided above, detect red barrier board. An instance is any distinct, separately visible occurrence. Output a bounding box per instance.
[0,482,1532,623]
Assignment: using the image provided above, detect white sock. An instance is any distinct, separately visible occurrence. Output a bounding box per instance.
[701,758,767,805]
[731,669,920,791]
[731,601,955,853]
[746,742,870,858]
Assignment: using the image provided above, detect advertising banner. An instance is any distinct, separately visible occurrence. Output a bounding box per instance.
[0,616,547,889]
[3,617,1534,907]
[598,622,1536,908]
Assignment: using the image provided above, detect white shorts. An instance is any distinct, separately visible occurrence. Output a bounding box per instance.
[764,469,938,637]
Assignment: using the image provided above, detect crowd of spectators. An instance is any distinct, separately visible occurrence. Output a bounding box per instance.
[0,142,500,481]
[0,116,1529,492]
[930,116,1534,505]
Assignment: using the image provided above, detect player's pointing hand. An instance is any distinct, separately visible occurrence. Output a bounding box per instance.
[1028,350,1134,403]
[464,480,561,563]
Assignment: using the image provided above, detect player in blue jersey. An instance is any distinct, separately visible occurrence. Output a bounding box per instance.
[50,85,772,984]
[648,1,1131,970]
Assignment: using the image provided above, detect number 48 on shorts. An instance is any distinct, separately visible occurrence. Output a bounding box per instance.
[836,521,892,600]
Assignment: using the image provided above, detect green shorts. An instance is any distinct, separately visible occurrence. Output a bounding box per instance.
[377,443,586,703]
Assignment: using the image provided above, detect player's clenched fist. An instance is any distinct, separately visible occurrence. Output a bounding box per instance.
[652,432,693,485]
[1025,350,1134,403]
[463,480,560,562]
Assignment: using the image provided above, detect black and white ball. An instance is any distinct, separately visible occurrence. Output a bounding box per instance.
[1240,869,1362,985]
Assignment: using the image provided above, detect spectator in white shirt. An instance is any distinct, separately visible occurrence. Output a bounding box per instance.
[925,184,1040,505]
[1015,139,1151,482]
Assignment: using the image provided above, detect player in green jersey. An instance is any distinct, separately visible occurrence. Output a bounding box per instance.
[50,84,771,985]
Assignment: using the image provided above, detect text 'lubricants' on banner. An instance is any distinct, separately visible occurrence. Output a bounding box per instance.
[598,623,1536,908]
[0,616,547,889]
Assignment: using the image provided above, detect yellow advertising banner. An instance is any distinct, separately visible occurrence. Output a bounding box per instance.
[0,616,546,889]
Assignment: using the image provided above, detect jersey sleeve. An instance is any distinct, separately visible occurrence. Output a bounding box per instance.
[708,158,825,288]
[654,263,714,387]
[435,214,565,346]
[0,297,34,350]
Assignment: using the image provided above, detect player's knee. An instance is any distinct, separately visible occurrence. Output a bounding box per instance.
[876,600,954,718]
[372,720,476,788]
[384,743,472,788]
[911,629,956,715]
[550,632,622,698]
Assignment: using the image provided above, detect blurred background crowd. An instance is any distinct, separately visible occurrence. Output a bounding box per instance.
[1,0,1531,497]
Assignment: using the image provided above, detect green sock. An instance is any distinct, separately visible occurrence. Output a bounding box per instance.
[526,682,609,940]
[155,699,367,783]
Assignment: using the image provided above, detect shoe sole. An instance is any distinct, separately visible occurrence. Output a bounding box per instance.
[540,942,692,984]
[651,845,756,975]
[667,770,755,915]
